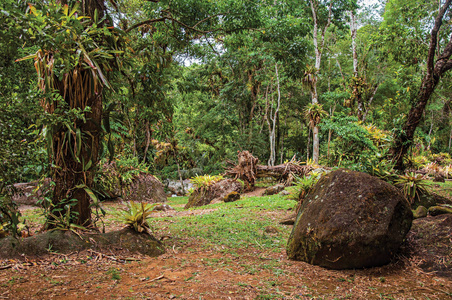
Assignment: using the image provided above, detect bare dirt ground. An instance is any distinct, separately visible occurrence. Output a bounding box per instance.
[0,232,450,299]
[0,192,451,299]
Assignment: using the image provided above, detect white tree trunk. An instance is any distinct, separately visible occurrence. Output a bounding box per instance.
[268,63,281,166]
[309,0,332,164]
[350,11,358,77]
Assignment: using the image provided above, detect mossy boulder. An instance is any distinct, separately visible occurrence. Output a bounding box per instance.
[263,184,285,196]
[287,169,413,269]
[124,173,167,203]
[412,189,452,209]
[12,178,52,206]
[185,179,242,209]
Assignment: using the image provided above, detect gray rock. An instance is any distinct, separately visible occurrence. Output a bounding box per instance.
[263,184,285,196]
[124,174,167,203]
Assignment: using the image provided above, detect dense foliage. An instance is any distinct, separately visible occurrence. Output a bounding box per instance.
[2,0,452,230]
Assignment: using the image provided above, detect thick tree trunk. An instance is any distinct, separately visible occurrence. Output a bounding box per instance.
[47,0,107,227]
[50,75,102,227]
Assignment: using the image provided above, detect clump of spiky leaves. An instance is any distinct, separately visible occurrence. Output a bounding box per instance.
[303,103,328,129]
[292,171,323,201]
[394,172,429,205]
[367,158,398,183]
[190,175,224,189]
[119,201,156,234]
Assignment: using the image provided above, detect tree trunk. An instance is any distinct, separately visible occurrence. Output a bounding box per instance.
[47,0,107,228]
[309,0,333,164]
[391,0,452,170]
[142,120,151,164]
[226,151,313,189]
[49,70,103,228]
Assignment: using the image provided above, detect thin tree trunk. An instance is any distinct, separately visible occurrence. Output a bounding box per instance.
[427,110,434,150]
[280,113,287,164]
[306,127,311,161]
[449,126,452,152]
[309,0,333,164]
[142,120,151,164]
[335,58,347,90]
[362,83,379,122]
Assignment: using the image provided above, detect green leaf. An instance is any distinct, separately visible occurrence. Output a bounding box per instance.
[69,2,79,17]
[76,128,82,158]
[83,187,99,206]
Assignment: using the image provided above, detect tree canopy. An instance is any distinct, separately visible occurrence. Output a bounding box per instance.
[2,0,452,228]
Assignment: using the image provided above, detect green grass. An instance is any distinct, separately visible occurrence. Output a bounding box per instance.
[20,207,45,226]
[149,195,297,251]
[18,194,297,253]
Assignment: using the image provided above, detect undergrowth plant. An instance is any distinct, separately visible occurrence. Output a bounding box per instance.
[292,174,320,201]
[0,194,26,238]
[394,172,429,204]
[118,201,156,234]
[46,198,87,234]
[190,175,224,189]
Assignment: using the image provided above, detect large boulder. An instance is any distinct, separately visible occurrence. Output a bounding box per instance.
[11,178,52,206]
[185,179,242,209]
[287,169,413,269]
[123,173,167,203]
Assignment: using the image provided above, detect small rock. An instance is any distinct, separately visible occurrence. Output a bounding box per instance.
[263,184,285,196]
[428,205,452,216]
[153,204,175,211]
[433,175,445,183]
[279,213,297,225]
[264,226,280,234]
[279,190,290,196]
[413,206,428,219]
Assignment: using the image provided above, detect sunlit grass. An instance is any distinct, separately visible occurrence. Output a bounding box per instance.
[149,194,297,251]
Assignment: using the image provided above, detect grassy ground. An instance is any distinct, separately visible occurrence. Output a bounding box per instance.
[9,192,451,299]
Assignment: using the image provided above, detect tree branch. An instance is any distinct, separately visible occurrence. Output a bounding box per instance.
[125,17,168,33]
[427,0,452,74]
[126,12,230,35]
